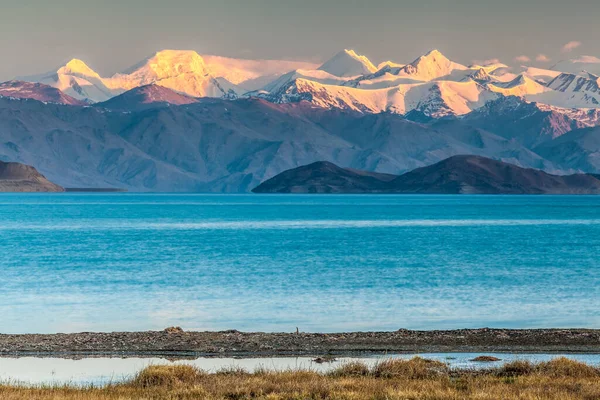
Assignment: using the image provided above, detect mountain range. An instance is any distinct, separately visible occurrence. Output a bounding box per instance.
[0,48,599,192]
[252,156,600,194]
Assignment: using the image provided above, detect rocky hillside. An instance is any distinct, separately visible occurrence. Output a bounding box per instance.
[253,156,600,194]
[0,160,64,192]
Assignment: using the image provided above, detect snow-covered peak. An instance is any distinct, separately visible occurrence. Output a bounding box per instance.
[318,49,378,77]
[411,49,451,66]
[488,74,548,98]
[118,50,211,84]
[19,58,115,103]
[377,61,405,70]
[399,49,467,81]
[103,49,243,98]
[547,72,600,92]
[464,68,493,82]
[57,59,102,79]
[472,63,509,75]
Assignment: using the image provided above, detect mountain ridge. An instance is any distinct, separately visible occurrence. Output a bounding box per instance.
[252,156,600,194]
[0,81,86,105]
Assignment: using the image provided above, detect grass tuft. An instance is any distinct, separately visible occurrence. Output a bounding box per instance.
[328,361,370,377]
[372,357,448,379]
[129,364,204,388]
[537,357,600,378]
[497,360,535,377]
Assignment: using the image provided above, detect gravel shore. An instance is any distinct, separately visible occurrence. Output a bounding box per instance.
[1,328,600,358]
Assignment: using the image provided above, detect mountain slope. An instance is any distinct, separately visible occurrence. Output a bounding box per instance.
[542,72,600,107]
[256,75,498,116]
[389,155,600,194]
[0,81,86,105]
[254,156,600,194]
[463,96,588,147]
[535,126,600,173]
[0,96,560,192]
[252,161,395,193]
[0,160,64,192]
[96,85,199,111]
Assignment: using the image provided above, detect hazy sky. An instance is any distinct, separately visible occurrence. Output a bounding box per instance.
[0,0,598,80]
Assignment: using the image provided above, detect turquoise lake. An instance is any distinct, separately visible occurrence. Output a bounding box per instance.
[1,194,599,334]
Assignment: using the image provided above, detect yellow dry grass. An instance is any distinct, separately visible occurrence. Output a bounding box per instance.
[1,357,600,399]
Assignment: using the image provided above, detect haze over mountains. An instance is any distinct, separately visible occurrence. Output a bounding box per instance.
[1,47,600,192]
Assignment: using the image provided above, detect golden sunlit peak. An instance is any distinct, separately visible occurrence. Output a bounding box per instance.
[59,59,100,78]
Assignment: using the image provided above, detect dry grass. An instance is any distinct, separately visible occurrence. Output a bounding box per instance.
[1,357,600,399]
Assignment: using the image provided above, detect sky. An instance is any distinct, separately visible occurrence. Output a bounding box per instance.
[0,0,598,81]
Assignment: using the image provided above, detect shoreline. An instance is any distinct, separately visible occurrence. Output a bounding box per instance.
[2,328,600,358]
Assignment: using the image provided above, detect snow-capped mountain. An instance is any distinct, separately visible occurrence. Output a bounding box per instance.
[105,50,240,99]
[254,76,498,117]
[396,49,469,81]
[0,81,86,105]
[318,49,378,77]
[464,96,591,147]
[20,59,118,102]
[15,47,600,120]
[250,49,600,117]
[544,72,600,106]
[462,68,494,83]
[252,50,502,117]
[19,50,318,103]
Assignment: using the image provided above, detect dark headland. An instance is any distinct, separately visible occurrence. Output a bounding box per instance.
[252,155,600,194]
[0,160,64,192]
[0,159,126,193]
[2,329,600,358]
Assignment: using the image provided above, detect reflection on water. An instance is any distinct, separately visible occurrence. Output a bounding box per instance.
[2,353,600,386]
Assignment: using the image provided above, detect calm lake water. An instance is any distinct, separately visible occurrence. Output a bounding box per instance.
[1,194,600,333]
[4,354,600,386]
